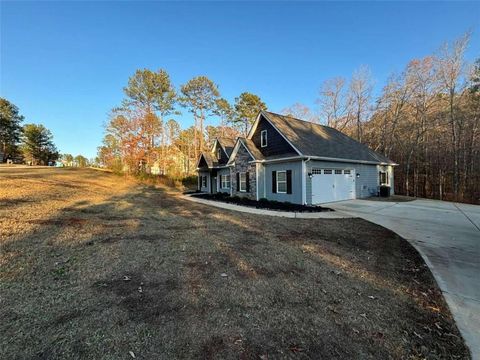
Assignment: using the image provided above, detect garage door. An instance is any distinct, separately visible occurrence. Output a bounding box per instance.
[311,169,355,204]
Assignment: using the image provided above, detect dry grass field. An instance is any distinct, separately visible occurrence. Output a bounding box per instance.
[0,167,469,359]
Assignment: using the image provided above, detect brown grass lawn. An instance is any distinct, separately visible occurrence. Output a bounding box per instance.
[0,167,469,359]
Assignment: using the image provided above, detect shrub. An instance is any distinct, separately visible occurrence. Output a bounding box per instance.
[182,175,198,189]
[193,193,331,212]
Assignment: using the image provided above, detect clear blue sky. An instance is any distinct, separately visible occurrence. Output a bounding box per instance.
[1,1,479,159]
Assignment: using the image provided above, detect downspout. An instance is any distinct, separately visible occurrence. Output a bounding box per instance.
[255,163,259,201]
[303,157,311,205]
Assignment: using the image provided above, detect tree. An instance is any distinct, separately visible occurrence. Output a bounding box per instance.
[74,155,88,167]
[281,103,318,123]
[349,65,373,142]
[434,32,470,199]
[124,69,177,114]
[180,76,220,159]
[470,58,480,93]
[176,126,197,174]
[233,92,267,136]
[0,98,24,161]
[123,69,177,167]
[317,77,350,128]
[21,124,58,165]
[214,98,235,136]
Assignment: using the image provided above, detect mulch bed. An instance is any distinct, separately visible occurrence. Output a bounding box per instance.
[192,192,332,212]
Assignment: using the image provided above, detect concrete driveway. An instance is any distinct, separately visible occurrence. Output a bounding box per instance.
[329,198,480,358]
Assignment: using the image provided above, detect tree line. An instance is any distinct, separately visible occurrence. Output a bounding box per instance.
[98,72,267,175]
[0,98,59,165]
[0,98,92,167]
[282,32,478,203]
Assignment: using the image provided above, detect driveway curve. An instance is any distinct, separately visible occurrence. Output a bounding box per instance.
[329,198,480,359]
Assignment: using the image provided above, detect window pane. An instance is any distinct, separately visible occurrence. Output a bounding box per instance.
[277,171,286,181]
[379,172,389,184]
[277,182,287,193]
[261,130,267,146]
[323,169,332,174]
[335,169,342,174]
[240,173,246,191]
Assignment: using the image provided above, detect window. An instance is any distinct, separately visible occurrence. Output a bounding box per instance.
[323,169,333,174]
[201,176,207,187]
[335,169,342,174]
[217,147,221,159]
[277,171,287,193]
[344,169,351,175]
[379,171,388,185]
[221,174,231,189]
[239,172,247,192]
[261,130,268,147]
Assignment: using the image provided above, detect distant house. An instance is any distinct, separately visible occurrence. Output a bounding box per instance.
[197,111,396,205]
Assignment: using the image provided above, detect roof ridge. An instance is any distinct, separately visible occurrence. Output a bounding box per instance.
[264,110,334,129]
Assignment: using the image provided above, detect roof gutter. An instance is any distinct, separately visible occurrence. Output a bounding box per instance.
[251,155,396,166]
[305,155,398,166]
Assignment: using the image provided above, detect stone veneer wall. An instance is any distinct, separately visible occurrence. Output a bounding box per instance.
[231,144,256,199]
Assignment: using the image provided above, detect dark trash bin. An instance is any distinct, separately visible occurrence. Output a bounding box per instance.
[379,185,391,197]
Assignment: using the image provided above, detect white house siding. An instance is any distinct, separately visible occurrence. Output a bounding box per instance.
[264,161,303,204]
[305,160,389,204]
[217,167,231,194]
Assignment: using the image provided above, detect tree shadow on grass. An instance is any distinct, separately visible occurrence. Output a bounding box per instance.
[0,183,470,360]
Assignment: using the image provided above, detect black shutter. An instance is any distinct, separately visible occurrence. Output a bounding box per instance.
[286,170,292,194]
[236,172,240,191]
[246,172,250,192]
[272,171,277,193]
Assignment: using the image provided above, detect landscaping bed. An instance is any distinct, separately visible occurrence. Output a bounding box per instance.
[193,192,332,212]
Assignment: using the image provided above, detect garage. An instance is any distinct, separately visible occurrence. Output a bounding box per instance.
[311,168,355,204]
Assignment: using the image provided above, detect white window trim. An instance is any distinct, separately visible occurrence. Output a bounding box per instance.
[276,170,287,194]
[379,171,389,185]
[217,147,221,159]
[261,130,267,147]
[239,172,247,192]
[221,174,230,189]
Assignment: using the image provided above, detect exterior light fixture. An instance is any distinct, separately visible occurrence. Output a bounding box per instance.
[308,173,313,179]
[356,173,360,178]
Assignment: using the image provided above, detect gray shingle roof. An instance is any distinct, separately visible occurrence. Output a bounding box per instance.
[216,137,236,156]
[262,111,395,164]
[240,138,264,160]
[198,152,218,168]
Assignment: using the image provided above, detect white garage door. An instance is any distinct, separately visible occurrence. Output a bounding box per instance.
[311,169,355,204]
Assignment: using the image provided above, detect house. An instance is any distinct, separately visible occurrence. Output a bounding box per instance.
[197,137,236,193]
[197,111,396,205]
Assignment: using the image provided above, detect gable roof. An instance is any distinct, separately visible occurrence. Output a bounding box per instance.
[216,137,236,156]
[251,111,395,165]
[227,137,264,165]
[197,152,218,169]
